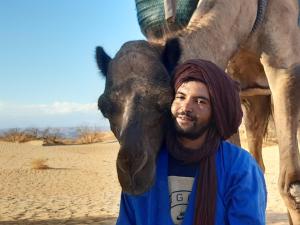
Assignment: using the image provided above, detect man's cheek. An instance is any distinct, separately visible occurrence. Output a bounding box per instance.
[170,102,178,117]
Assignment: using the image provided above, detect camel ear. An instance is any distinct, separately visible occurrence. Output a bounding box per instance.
[95,46,111,77]
[161,38,181,75]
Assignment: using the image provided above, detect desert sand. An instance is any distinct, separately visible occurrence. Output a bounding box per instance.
[0,140,289,225]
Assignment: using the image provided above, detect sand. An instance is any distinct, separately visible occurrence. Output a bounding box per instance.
[0,140,289,225]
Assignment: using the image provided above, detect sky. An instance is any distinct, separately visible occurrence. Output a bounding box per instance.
[0,0,145,129]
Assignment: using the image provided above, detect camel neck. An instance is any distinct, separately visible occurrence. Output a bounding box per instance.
[178,1,258,68]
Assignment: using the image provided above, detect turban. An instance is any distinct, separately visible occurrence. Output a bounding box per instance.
[167,59,243,225]
[172,59,243,139]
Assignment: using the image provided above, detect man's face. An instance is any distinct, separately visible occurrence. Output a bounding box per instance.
[171,81,212,139]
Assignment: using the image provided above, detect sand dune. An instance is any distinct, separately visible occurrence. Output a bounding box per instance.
[0,141,288,224]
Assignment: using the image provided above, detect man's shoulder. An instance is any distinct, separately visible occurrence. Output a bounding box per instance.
[218,140,258,170]
[220,140,252,157]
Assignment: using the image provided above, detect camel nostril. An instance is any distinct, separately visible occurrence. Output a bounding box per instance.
[117,149,149,184]
[116,157,127,174]
[132,152,149,182]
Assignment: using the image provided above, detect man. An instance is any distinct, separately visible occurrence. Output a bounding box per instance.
[116,59,267,225]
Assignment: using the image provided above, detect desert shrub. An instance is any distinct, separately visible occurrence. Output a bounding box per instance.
[1,128,24,142]
[0,127,46,143]
[31,158,50,170]
[24,128,43,140]
[76,126,104,144]
[0,126,115,145]
[0,128,38,143]
[42,128,65,146]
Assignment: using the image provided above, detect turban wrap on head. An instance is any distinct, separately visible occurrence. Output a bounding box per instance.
[166,59,243,225]
[172,59,243,139]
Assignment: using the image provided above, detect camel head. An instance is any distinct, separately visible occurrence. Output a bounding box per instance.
[96,39,181,195]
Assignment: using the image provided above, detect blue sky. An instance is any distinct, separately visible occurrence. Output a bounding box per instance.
[0,0,144,129]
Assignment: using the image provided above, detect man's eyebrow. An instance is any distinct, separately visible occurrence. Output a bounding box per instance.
[175,91,186,95]
[175,91,210,101]
[195,96,210,102]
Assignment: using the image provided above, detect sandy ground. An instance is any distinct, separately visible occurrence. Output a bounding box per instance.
[0,140,289,225]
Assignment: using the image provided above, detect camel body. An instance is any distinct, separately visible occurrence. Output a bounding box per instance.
[135,0,300,223]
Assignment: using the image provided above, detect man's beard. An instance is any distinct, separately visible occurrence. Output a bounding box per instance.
[173,111,210,140]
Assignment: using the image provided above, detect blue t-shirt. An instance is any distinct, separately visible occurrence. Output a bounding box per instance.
[116,141,267,225]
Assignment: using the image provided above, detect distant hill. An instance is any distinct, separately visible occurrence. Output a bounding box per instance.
[0,126,111,139]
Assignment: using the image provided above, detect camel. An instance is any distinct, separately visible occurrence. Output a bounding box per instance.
[96,41,178,195]
[133,0,300,223]
[96,0,300,223]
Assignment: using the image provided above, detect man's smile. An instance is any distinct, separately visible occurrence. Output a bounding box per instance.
[176,115,194,126]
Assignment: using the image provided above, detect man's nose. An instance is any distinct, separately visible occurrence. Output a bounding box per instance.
[181,99,193,112]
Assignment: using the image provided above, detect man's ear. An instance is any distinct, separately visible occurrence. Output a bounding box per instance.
[95,46,112,77]
[161,38,181,75]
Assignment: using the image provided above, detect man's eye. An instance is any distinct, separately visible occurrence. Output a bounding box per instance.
[175,96,184,100]
[197,99,206,104]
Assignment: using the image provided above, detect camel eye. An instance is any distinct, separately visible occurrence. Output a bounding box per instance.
[98,95,113,118]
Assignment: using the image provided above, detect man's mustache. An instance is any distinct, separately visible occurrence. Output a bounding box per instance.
[176,111,196,121]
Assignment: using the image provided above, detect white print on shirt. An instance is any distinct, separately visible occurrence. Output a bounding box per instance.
[168,176,194,225]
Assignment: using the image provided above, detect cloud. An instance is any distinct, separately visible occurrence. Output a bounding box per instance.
[0,101,98,115]
[0,101,108,129]
[32,102,97,115]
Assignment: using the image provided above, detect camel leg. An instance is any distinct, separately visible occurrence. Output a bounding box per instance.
[298,120,300,147]
[226,49,270,151]
[261,60,300,224]
[242,95,271,172]
[259,1,300,221]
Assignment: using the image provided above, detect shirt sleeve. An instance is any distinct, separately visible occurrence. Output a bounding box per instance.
[116,193,136,225]
[224,152,267,225]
